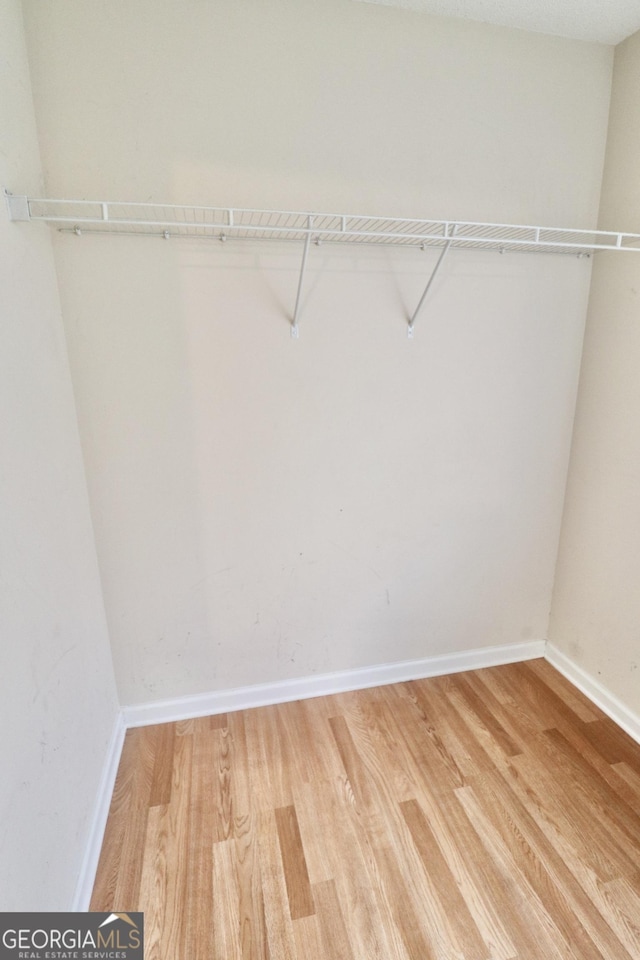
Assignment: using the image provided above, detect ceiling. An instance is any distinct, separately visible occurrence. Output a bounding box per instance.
[354,0,640,45]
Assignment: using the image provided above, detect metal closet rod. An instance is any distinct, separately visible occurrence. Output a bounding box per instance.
[7,191,640,338]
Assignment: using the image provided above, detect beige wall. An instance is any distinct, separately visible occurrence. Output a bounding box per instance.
[550,30,640,715]
[22,0,613,707]
[0,0,119,908]
[24,0,610,225]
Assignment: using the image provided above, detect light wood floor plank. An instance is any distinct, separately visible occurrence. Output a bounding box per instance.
[602,878,640,955]
[543,728,640,854]
[150,732,194,958]
[449,673,524,758]
[274,805,314,920]
[403,678,482,782]
[182,729,216,959]
[525,659,603,723]
[459,668,539,746]
[532,731,640,880]
[613,761,640,798]
[256,808,296,960]
[462,772,613,960]
[212,840,242,960]
[90,726,157,908]
[226,709,253,822]
[149,723,175,807]
[136,805,167,960]
[546,720,640,814]
[506,661,597,731]
[311,879,355,960]
[234,811,270,960]
[482,764,637,960]
[291,914,324,960]
[455,783,591,960]
[302,775,411,960]
[400,798,491,960]
[511,749,626,883]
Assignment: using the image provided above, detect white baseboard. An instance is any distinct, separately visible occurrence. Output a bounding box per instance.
[545,642,640,746]
[72,710,127,911]
[122,639,546,728]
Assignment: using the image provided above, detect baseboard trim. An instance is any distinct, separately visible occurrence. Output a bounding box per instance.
[72,710,127,911]
[545,642,640,746]
[122,639,546,728]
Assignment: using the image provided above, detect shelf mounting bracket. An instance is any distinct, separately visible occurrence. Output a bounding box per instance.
[291,216,313,338]
[5,191,30,222]
[407,227,455,338]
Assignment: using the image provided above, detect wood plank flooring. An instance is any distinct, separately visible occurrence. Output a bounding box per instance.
[91,659,640,959]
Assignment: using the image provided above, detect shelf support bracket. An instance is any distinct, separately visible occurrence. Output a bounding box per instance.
[407,231,455,338]
[291,216,313,338]
[5,191,30,222]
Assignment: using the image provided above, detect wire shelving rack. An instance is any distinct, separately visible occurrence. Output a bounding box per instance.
[8,193,640,336]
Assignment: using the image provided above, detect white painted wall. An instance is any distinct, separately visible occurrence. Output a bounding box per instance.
[0,0,119,908]
[550,29,640,716]
[22,0,612,706]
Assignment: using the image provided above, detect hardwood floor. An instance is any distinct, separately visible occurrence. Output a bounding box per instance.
[91,659,640,959]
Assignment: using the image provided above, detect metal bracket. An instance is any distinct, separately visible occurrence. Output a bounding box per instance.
[291,216,313,338]
[5,191,30,222]
[407,228,456,338]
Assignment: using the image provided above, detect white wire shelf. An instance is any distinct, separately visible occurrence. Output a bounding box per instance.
[7,192,640,338]
[7,194,640,255]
